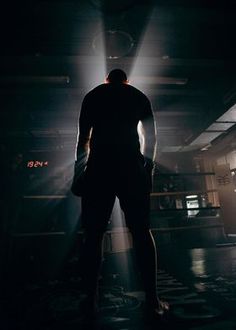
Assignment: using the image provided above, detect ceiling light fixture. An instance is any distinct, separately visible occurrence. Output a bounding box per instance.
[131,76,188,85]
[93,30,134,59]
[1,76,70,84]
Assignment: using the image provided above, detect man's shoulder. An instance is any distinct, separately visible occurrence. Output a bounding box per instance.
[84,84,107,98]
[126,84,151,107]
[126,84,147,97]
[85,83,149,101]
[90,83,107,93]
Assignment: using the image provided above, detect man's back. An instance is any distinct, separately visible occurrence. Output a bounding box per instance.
[82,82,152,160]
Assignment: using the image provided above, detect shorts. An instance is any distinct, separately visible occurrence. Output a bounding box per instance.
[81,157,151,232]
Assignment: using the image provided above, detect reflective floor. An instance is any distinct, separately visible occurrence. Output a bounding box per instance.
[1,246,236,329]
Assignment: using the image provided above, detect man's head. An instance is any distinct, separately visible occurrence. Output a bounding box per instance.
[106,69,128,84]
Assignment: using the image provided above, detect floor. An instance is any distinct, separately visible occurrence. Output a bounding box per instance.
[1,245,236,330]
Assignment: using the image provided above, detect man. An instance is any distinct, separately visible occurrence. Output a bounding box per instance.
[72,69,169,322]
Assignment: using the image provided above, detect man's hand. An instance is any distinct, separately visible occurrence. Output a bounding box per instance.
[71,159,87,197]
[144,157,155,192]
[144,157,154,172]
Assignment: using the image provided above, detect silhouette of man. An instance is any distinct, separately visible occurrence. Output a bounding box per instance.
[72,69,169,321]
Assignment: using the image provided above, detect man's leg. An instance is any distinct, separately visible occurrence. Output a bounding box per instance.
[78,228,105,318]
[129,227,160,307]
[132,228,170,322]
[80,192,116,310]
[118,160,167,311]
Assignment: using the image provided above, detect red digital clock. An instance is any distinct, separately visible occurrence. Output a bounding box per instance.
[27,161,49,168]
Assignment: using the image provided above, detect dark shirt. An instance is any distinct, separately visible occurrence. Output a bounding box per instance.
[78,82,153,162]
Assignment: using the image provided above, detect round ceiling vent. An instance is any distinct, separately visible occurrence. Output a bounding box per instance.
[93,30,134,59]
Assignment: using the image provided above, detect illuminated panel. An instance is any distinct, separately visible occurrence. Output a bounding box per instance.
[216,103,236,122]
[206,122,235,131]
[190,132,222,146]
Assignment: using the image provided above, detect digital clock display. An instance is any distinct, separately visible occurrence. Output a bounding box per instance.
[27,161,49,168]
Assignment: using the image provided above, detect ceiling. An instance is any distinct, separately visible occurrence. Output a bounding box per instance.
[0,0,236,157]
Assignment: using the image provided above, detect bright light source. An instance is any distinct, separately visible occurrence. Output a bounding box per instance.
[200,144,211,151]
[186,195,198,199]
[190,249,206,276]
[80,19,106,90]
[129,8,156,93]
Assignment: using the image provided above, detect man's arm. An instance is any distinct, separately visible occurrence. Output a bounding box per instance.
[71,94,93,196]
[140,97,157,192]
[75,95,92,172]
[140,97,157,163]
